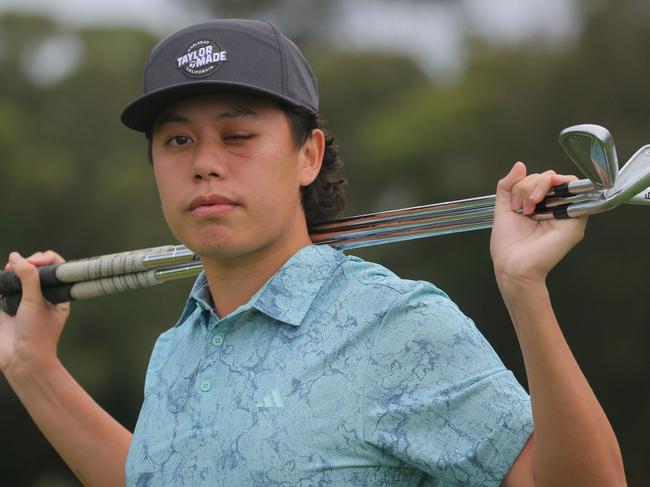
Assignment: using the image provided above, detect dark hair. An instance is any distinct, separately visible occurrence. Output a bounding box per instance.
[283,106,346,226]
[145,99,346,227]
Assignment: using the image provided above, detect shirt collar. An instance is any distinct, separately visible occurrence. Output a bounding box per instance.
[176,244,345,327]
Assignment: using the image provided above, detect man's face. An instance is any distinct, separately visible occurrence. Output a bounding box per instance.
[150,93,321,260]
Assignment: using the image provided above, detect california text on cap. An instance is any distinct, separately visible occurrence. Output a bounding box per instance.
[121,19,319,133]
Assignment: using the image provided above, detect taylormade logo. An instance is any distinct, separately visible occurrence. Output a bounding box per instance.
[177,39,227,78]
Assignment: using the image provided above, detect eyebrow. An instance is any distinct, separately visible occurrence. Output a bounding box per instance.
[155,113,189,129]
[216,107,258,120]
[155,106,258,131]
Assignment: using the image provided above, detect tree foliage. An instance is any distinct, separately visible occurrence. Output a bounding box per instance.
[0,1,648,484]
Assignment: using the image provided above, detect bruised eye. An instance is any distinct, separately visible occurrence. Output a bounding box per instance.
[167,135,192,146]
[223,134,254,142]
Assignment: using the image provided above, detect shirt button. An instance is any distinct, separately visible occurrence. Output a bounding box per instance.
[199,380,212,392]
[211,334,224,347]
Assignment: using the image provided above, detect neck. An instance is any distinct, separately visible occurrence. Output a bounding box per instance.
[199,226,313,318]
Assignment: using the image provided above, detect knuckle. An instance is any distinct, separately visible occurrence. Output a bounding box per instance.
[519,177,536,189]
[512,179,528,192]
[44,250,65,263]
[19,264,39,279]
[13,258,37,277]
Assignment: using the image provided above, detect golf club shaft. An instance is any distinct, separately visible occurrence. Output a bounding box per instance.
[0,210,496,315]
[2,182,650,295]
[2,182,649,314]
[0,190,558,294]
[0,188,560,293]
[1,201,497,294]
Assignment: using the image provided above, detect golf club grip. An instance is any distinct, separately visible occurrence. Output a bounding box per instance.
[549,182,579,198]
[0,285,73,316]
[0,246,183,294]
[0,264,61,294]
[549,183,573,198]
[549,179,597,198]
[551,204,571,219]
[0,268,165,315]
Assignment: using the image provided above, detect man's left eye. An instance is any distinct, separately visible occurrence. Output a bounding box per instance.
[224,134,254,141]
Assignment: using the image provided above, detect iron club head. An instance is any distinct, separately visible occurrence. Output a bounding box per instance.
[566,144,650,217]
[559,124,619,189]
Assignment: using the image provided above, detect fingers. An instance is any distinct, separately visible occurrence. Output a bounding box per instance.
[8,252,46,311]
[513,170,557,214]
[3,250,67,314]
[550,172,579,186]
[497,162,527,193]
[501,164,580,215]
[4,250,65,272]
[26,250,66,267]
[495,162,527,216]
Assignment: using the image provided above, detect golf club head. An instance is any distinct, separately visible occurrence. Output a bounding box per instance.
[559,124,619,189]
[566,144,650,217]
[605,145,650,202]
[625,187,650,205]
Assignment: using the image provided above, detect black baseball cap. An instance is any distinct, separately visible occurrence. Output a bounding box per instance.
[121,19,319,133]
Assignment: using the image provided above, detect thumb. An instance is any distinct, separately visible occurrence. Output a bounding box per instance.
[495,161,527,213]
[9,252,46,312]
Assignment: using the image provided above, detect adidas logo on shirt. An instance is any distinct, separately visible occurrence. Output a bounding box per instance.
[255,388,285,408]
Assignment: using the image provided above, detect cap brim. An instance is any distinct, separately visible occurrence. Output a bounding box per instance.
[121,81,314,133]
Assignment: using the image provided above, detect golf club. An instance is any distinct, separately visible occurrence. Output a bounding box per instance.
[2,180,648,316]
[2,130,649,315]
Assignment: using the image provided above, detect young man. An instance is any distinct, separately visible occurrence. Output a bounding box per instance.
[0,19,626,487]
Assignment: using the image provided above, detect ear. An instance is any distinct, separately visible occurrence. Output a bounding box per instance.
[298,128,325,187]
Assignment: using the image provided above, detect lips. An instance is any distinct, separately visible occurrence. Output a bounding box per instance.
[188,194,239,215]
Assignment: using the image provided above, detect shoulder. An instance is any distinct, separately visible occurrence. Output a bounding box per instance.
[333,250,466,330]
[318,247,471,330]
[328,252,507,382]
[332,249,450,302]
[369,279,496,368]
[323,250,493,358]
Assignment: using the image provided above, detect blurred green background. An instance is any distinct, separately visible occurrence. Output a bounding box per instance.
[0,0,648,485]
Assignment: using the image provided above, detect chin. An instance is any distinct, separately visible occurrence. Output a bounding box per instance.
[185,229,265,260]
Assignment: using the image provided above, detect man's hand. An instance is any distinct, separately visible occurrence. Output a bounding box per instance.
[490,161,588,285]
[490,163,626,487]
[1,250,132,487]
[0,251,70,376]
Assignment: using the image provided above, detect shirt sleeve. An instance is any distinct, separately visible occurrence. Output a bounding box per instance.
[361,281,533,486]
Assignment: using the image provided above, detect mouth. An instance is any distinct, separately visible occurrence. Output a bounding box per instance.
[188,194,239,216]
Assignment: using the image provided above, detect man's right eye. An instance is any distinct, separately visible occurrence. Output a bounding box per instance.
[167,135,191,146]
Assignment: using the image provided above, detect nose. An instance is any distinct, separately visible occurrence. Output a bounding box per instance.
[192,138,226,181]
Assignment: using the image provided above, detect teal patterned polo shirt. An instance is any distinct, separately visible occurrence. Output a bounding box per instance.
[126,244,533,486]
